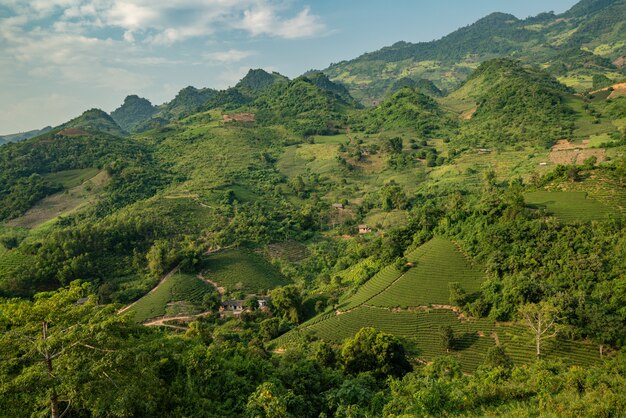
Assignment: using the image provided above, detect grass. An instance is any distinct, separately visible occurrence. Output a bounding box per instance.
[368,238,484,308]
[203,249,288,294]
[127,273,213,323]
[44,168,100,188]
[525,190,612,222]
[5,171,110,229]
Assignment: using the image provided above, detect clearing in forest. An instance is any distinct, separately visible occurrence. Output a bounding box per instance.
[202,249,288,294]
[5,170,109,229]
[525,190,612,222]
[126,272,214,323]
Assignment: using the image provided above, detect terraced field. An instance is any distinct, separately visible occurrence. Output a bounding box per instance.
[127,273,214,323]
[525,190,612,222]
[340,238,483,310]
[203,249,288,294]
[273,307,496,373]
[496,324,602,368]
[273,237,601,371]
[0,248,30,280]
[368,238,484,308]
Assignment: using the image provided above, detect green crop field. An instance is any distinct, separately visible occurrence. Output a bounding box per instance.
[496,324,602,368]
[203,249,288,294]
[273,307,497,373]
[339,238,484,310]
[525,190,612,222]
[127,273,213,323]
[368,238,484,308]
[44,168,100,188]
[0,249,30,279]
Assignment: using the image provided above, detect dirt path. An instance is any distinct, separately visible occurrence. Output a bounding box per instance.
[117,266,180,314]
[199,274,225,294]
[144,311,212,327]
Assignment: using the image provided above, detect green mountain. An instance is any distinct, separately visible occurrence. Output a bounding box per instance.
[59,108,127,137]
[389,77,443,97]
[445,59,575,147]
[110,95,158,133]
[235,68,288,94]
[355,87,450,136]
[253,76,353,135]
[4,1,626,416]
[324,0,626,103]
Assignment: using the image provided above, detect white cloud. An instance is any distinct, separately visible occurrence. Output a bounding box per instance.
[206,49,255,63]
[239,6,325,39]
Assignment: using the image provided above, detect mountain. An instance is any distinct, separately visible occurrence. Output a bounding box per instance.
[304,71,359,105]
[324,0,626,103]
[389,77,443,98]
[253,76,354,135]
[4,1,626,416]
[110,95,158,133]
[445,59,575,147]
[162,86,218,117]
[0,126,52,145]
[235,68,288,94]
[354,87,450,136]
[59,108,127,137]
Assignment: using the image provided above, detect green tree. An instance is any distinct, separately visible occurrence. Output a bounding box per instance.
[0,281,163,417]
[439,325,455,353]
[246,382,290,418]
[270,285,302,323]
[341,327,411,379]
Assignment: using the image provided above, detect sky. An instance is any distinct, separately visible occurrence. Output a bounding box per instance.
[0,0,579,134]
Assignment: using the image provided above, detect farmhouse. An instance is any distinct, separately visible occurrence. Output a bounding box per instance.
[223,113,256,123]
[477,148,491,154]
[358,224,371,234]
[332,203,344,209]
[222,300,244,313]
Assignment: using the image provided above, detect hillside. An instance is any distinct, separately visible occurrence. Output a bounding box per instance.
[3,1,626,416]
[354,87,451,136]
[324,0,626,103]
[0,126,52,145]
[110,95,158,133]
[59,108,127,137]
[445,59,575,147]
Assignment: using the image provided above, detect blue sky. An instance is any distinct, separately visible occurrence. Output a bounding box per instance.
[0,0,578,134]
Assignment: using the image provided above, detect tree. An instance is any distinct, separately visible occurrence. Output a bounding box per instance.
[384,137,403,154]
[341,327,411,379]
[448,282,467,307]
[270,286,302,323]
[482,346,513,370]
[439,325,455,353]
[519,301,561,357]
[0,281,163,417]
[246,382,290,418]
[259,318,281,341]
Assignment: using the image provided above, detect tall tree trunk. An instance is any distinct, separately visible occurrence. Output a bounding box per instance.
[43,322,60,418]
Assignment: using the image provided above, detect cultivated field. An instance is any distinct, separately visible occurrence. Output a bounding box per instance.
[339,238,484,310]
[127,273,213,323]
[525,190,612,222]
[5,170,109,229]
[202,249,288,294]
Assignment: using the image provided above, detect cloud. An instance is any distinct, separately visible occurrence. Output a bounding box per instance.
[0,0,327,44]
[206,49,255,63]
[239,6,325,39]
